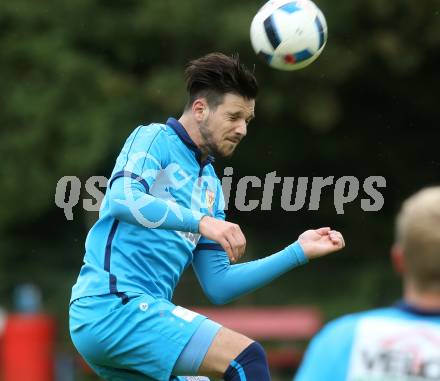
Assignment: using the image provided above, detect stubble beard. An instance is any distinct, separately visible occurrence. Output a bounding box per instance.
[199,119,235,158]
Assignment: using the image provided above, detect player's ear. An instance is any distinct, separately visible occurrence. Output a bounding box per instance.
[391,244,405,275]
[192,98,209,122]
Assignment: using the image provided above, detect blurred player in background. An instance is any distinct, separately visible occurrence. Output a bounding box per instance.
[69,52,345,381]
[295,186,440,381]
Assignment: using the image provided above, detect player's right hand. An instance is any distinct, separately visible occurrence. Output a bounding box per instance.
[198,216,246,263]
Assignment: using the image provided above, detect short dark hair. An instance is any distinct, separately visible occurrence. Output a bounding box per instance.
[184,52,258,110]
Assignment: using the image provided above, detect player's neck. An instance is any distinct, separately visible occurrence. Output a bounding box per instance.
[178,115,210,161]
[404,282,440,310]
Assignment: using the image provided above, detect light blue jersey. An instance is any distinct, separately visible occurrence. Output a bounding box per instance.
[71,118,223,303]
[69,117,308,380]
[295,302,440,381]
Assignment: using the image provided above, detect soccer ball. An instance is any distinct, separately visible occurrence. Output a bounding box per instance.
[250,0,328,70]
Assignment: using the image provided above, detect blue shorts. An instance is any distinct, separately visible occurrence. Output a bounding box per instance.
[69,293,220,381]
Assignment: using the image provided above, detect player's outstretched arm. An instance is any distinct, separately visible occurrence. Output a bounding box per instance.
[193,227,345,305]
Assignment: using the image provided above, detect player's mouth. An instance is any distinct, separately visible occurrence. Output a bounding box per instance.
[225,137,241,144]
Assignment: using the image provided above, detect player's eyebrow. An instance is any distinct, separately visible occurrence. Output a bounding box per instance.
[227,111,255,121]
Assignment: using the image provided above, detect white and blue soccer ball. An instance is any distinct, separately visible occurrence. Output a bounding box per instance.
[250,0,328,70]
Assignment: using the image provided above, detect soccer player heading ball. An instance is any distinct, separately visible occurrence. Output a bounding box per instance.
[69,52,345,381]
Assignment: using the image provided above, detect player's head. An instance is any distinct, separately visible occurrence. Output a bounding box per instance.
[393,186,440,293]
[183,52,258,157]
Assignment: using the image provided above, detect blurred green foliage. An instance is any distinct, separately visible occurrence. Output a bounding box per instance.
[0,0,439,349]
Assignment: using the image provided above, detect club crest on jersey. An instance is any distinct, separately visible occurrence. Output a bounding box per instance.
[206,190,215,214]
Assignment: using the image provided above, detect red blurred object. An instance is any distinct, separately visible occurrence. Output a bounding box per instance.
[192,307,322,339]
[267,347,304,369]
[76,355,94,374]
[1,314,56,381]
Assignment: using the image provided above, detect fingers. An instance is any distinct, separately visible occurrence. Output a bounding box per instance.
[316,227,331,235]
[329,230,345,248]
[201,219,246,263]
[231,225,246,260]
[224,234,239,262]
[223,224,246,262]
[315,227,345,248]
[219,238,235,263]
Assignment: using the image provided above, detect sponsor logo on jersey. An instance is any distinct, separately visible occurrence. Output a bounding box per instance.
[347,317,440,380]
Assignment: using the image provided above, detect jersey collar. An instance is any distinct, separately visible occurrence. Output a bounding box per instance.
[395,300,440,317]
[166,117,215,166]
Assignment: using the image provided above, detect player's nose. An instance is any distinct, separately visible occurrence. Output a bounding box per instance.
[235,120,247,137]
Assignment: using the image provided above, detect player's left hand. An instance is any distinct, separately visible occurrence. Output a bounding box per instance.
[297,227,345,260]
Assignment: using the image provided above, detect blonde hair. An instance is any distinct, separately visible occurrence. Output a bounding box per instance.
[395,186,440,292]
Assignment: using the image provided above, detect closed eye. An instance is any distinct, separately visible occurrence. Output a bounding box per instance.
[227,113,255,124]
